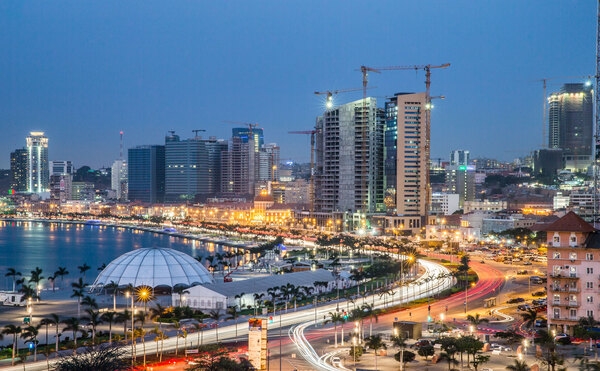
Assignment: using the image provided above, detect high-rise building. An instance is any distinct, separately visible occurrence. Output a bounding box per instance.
[445,165,476,208]
[232,127,264,152]
[548,83,593,171]
[259,143,280,182]
[315,98,385,215]
[26,132,49,193]
[387,93,429,221]
[128,145,165,204]
[9,148,28,193]
[49,161,74,202]
[450,150,469,166]
[164,132,226,202]
[111,160,128,201]
[221,137,253,197]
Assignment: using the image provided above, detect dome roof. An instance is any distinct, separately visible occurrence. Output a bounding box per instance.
[91,247,214,289]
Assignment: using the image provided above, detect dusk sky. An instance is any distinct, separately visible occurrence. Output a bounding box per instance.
[0,1,595,169]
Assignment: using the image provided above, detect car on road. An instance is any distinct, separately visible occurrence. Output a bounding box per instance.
[516,270,528,275]
[532,291,546,297]
[554,333,569,341]
[523,261,532,265]
[507,297,525,304]
[490,343,511,352]
[532,298,546,305]
[331,357,342,367]
[534,319,547,328]
[517,304,531,311]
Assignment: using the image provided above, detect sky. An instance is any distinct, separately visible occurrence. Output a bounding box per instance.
[0,1,596,169]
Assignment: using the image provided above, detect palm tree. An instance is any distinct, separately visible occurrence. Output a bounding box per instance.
[2,324,21,365]
[81,295,99,310]
[209,309,223,341]
[101,311,118,344]
[150,326,166,361]
[173,285,190,307]
[77,263,91,278]
[325,311,344,347]
[71,277,88,318]
[115,310,130,342]
[234,292,245,310]
[505,359,529,371]
[48,274,57,292]
[21,324,41,362]
[54,266,69,288]
[40,313,61,353]
[103,281,119,310]
[365,334,387,370]
[29,266,44,299]
[466,313,489,331]
[5,267,21,292]
[520,308,539,330]
[61,317,82,354]
[83,308,102,344]
[362,303,379,337]
[227,305,240,338]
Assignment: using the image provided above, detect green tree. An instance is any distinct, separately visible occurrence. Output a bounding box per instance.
[53,345,129,371]
[472,354,491,371]
[2,324,20,365]
[394,349,416,368]
[21,324,41,362]
[466,313,489,327]
[100,311,118,344]
[325,311,344,347]
[364,334,387,370]
[208,309,223,342]
[71,277,88,318]
[54,266,69,288]
[418,344,435,360]
[62,317,83,354]
[520,308,540,330]
[82,308,102,344]
[77,263,91,278]
[505,359,530,371]
[29,266,44,299]
[5,267,22,292]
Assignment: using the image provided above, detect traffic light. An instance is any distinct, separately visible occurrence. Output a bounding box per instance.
[343,311,348,320]
[269,316,273,323]
[428,305,431,312]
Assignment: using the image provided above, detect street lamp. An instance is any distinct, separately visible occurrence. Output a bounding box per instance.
[125,290,135,366]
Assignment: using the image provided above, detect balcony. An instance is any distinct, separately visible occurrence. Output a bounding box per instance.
[549,272,579,279]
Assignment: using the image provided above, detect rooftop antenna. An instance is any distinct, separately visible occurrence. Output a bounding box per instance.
[119,130,124,160]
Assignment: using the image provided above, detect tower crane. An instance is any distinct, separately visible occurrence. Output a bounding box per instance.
[192,129,206,137]
[360,62,450,219]
[289,129,319,212]
[314,87,372,109]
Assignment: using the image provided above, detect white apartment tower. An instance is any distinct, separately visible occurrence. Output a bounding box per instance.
[315,98,385,214]
[26,131,49,194]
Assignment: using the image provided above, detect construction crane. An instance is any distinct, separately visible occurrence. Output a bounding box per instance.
[594,0,600,226]
[223,121,261,150]
[360,63,450,218]
[289,129,319,212]
[314,87,370,109]
[192,129,206,137]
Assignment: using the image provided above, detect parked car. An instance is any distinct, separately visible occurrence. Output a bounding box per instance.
[517,304,531,311]
[411,339,433,349]
[523,261,532,265]
[532,291,546,297]
[534,319,547,328]
[507,297,525,304]
[516,270,528,275]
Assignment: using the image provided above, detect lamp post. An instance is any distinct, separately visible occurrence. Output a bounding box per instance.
[125,291,135,366]
[352,336,357,371]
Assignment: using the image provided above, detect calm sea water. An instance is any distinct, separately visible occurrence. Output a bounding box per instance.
[0,220,224,291]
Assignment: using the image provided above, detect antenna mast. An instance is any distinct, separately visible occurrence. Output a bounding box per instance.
[594,0,600,226]
[119,130,124,160]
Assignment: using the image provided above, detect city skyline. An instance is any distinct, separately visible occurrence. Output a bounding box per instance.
[0,1,595,169]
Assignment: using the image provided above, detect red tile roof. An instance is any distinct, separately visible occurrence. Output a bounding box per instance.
[545,211,596,233]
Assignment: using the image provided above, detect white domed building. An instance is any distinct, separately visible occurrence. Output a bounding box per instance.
[91,247,215,289]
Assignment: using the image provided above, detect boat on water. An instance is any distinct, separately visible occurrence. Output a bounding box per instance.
[85,219,102,225]
[163,227,177,233]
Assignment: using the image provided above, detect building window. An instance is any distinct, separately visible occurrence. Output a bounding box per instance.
[587,281,594,289]
[587,267,594,274]
[570,309,577,318]
[553,252,561,259]
[553,308,560,319]
[553,235,560,244]
[587,253,594,261]
[588,310,595,318]
[588,296,594,303]
[569,252,577,261]
[570,266,577,277]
